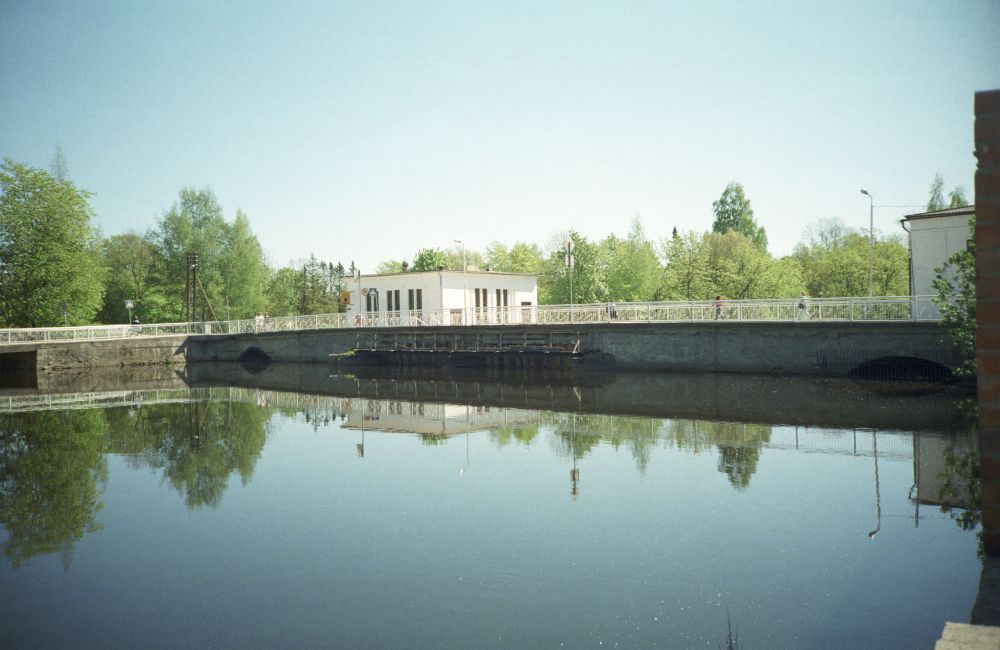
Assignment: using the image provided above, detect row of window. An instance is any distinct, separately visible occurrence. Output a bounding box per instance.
[474,288,510,309]
[362,288,515,312]
[366,289,422,313]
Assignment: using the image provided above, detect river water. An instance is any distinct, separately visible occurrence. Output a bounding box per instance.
[0,365,982,648]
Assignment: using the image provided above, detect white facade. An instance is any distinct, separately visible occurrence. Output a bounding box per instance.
[902,206,974,317]
[342,270,538,325]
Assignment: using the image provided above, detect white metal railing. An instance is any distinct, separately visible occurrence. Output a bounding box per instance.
[0,296,940,344]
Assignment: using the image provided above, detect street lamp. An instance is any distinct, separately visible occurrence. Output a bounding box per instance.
[860,189,874,297]
[565,239,575,321]
[454,238,467,324]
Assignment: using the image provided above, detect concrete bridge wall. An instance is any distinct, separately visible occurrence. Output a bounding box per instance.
[0,322,954,380]
[183,320,955,377]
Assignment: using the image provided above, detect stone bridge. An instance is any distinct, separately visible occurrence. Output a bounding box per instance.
[0,320,951,383]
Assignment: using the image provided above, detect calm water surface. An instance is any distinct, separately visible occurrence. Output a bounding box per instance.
[0,368,981,648]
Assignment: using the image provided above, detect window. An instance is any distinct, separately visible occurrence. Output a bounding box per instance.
[386,289,400,312]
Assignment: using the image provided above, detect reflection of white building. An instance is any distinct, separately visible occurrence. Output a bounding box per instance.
[342,270,538,326]
[343,399,537,435]
[901,206,974,317]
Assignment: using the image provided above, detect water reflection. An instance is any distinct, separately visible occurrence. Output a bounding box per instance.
[0,367,984,649]
[0,367,981,571]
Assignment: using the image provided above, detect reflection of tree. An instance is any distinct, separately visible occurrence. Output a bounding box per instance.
[105,399,269,508]
[0,410,108,568]
[938,431,980,532]
[717,446,760,490]
[489,425,540,448]
[709,421,771,490]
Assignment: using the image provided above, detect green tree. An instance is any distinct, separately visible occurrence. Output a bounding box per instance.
[99,232,170,324]
[658,230,711,300]
[376,260,406,274]
[151,187,230,321]
[217,210,269,320]
[411,247,452,272]
[712,182,767,250]
[603,217,661,301]
[705,231,798,299]
[927,173,946,211]
[949,186,968,208]
[0,159,106,327]
[265,266,302,317]
[932,216,976,381]
[544,232,608,304]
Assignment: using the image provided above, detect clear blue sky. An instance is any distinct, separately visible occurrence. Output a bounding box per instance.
[2,0,997,272]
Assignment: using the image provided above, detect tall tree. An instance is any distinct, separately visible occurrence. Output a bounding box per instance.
[949,186,968,208]
[658,230,711,300]
[151,188,230,320]
[712,182,767,250]
[0,159,105,327]
[99,232,169,323]
[217,210,269,320]
[603,217,661,302]
[49,145,69,182]
[927,173,946,211]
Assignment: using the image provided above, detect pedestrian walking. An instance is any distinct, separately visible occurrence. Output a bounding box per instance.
[798,292,809,320]
[714,295,723,320]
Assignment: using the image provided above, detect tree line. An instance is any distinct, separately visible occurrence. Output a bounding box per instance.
[0,155,968,328]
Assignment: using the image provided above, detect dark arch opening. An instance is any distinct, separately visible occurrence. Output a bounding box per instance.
[238,347,271,373]
[848,356,952,382]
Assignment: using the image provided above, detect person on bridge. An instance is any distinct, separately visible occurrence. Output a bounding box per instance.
[797,292,809,320]
[714,295,723,320]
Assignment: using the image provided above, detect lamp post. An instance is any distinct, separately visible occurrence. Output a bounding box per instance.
[860,189,874,297]
[565,239,575,322]
[454,238,467,324]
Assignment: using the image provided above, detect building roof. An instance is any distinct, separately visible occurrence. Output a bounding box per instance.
[902,205,975,221]
[359,269,537,279]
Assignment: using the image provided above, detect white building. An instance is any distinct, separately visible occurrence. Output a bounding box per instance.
[901,205,974,317]
[342,269,538,326]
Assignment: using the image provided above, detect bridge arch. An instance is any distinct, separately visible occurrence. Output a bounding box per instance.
[847,356,953,382]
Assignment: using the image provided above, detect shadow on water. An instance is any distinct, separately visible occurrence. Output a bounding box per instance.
[185,361,970,433]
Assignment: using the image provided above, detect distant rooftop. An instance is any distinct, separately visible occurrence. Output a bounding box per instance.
[903,205,975,221]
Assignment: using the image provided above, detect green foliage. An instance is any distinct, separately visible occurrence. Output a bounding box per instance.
[793,220,907,297]
[545,231,609,304]
[411,247,452,272]
[949,186,968,208]
[106,399,269,508]
[99,232,170,323]
[266,266,303,316]
[658,230,711,300]
[296,254,344,315]
[705,231,799,299]
[928,173,969,211]
[932,216,976,381]
[0,159,106,327]
[712,182,767,250]
[486,241,545,275]
[0,410,109,568]
[603,217,661,302]
[376,260,406,274]
[216,210,269,320]
[927,173,946,211]
[149,188,270,321]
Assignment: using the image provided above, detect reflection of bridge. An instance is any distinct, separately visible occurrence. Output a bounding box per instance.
[0,385,922,459]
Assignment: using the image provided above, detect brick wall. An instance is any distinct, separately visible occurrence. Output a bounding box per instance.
[976,89,1000,555]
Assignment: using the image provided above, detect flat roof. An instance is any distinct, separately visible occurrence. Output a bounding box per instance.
[359,269,537,279]
[902,205,975,221]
